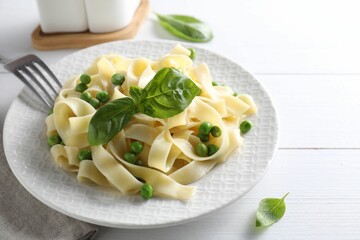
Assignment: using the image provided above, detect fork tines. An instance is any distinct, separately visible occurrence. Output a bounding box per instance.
[4,54,62,108]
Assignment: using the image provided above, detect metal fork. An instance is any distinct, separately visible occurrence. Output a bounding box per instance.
[1,54,62,108]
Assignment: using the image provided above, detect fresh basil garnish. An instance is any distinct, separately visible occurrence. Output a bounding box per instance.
[129,86,143,105]
[156,13,213,42]
[139,67,201,118]
[255,193,289,228]
[88,67,200,146]
[88,97,136,146]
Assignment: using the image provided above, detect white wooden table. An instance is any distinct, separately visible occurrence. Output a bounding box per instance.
[1,0,360,239]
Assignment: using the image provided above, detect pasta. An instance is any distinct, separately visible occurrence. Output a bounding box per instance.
[45,44,257,200]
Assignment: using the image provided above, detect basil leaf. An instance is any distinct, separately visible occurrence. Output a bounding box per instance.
[139,67,201,118]
[88,97,136,145]
[255,193,289,228]
[156,13,213,42]
[88,68,200,145]
[129,86,143,106]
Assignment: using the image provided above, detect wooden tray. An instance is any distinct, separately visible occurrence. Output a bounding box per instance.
[32,0,149,50]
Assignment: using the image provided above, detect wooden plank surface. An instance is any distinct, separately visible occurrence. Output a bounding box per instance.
[258,74,360,148]
[1,0,360,74]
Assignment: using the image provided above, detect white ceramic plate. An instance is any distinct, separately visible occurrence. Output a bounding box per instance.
[3,40,278,228]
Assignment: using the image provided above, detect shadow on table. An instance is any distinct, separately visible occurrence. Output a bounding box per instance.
[243,214,268,239]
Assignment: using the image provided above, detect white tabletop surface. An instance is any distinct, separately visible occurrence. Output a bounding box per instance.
[1,0,360,239]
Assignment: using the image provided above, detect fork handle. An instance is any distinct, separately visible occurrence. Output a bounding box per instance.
[0,54,10,64]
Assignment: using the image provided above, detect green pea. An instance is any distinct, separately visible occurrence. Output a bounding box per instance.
[89,98,101,109]
[130,141,144,155]
[111,73,125,86]
[240,120,253,134]
[210,126,222,137]
[75,83,88,93]
[188,48,196,60]
[47,135,61,146]
[207,144,219,156]
[124,152,137,164]
[198,121,212,135]
[80,74,91,84]
[195,143,208,157]
[212,81,218,86]
[78,149,92,161]
[96,91,109,103]
[140,183,153,200]
[80,92,92,102]
[197,133,210,142]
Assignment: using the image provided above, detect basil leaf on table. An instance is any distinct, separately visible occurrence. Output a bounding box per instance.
[88,97,136,146]
[255,193,289,228]
[156,13,213,42]
[139,67,201,118]
[88,67,200,146]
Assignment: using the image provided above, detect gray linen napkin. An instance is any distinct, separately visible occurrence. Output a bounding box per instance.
[0,128,98,240]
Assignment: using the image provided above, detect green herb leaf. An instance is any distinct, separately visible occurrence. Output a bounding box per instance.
[129,86,143,106]
[156,13,213,42]
[88,68,200,145]
[88,97,136,145]
[139,67,201,118]
[255,193,289,228]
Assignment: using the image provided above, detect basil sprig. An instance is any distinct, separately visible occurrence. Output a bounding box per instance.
[156,13,213,42]
[88,67,201,146]
[137,66,201,118]
[88,98,136,146]
[255,193,289,228]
